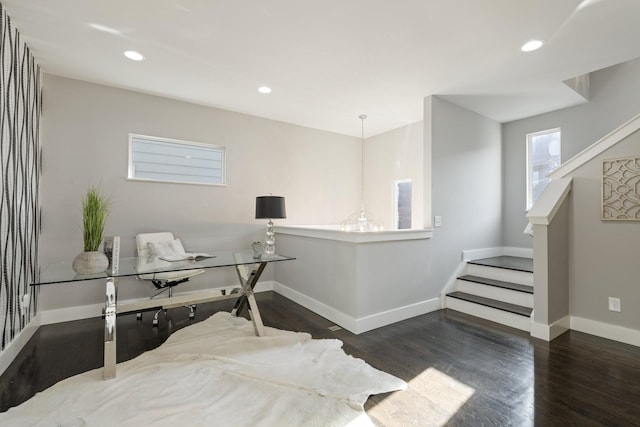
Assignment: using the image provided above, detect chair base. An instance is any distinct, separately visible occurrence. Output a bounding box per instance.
[137,278,196,326]
[137,304,196,327]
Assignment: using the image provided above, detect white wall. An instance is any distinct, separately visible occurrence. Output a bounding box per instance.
[429,96,503,288]
[569,132,640,330]
[502,58,640,248]
[364,121,424,230]
[39,74,361,311]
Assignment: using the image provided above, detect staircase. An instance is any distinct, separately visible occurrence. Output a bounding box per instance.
[445,256,533,332]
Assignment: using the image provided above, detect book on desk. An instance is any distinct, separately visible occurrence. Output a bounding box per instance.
[160,253,216,262]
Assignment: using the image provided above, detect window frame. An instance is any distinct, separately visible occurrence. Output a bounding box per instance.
[526,127,561,210]
[393,178,412,230]
[127,133,226,186]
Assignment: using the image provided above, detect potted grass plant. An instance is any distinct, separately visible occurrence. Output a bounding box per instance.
[72,186,111,274]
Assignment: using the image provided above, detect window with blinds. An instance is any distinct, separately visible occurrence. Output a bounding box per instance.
[128,134,226,186]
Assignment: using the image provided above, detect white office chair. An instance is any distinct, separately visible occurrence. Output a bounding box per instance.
[135,232,204,326]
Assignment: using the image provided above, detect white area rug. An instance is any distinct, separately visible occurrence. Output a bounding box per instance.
[1,312,406,426]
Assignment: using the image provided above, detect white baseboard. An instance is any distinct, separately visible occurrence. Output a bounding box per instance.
[446,297,531,332]
[503,247,533,258]
[462,247,503,261]
[457,279,533,308]
[272,282,358,333]
[0,314,41,376]
[272,282,439,334]
[530,316,570,341]
[570,316,640,348]
[466,264,533,286]
[462,246,533,261]
[254,281,275,293]
[354,298,440,334]
[530,316,640,347]
[40,280,274,325]
[40,303,104,325]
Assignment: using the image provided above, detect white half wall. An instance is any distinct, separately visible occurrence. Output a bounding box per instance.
[273,227,436,333]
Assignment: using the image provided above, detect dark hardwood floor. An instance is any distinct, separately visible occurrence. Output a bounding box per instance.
[2,292,640,426]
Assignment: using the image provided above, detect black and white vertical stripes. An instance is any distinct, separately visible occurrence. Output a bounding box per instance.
[0,4,41,352]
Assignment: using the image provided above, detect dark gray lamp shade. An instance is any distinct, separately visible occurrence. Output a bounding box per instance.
[255,196,286,219]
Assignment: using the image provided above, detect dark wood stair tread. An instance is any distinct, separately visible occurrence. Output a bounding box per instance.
[467,256,533,273]
[447,291,533,317]
[458,275,533,294]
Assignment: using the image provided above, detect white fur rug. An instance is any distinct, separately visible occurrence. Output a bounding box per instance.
[1,312,406,426]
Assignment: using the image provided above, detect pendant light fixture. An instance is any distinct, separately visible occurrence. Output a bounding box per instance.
[341,114,383,232]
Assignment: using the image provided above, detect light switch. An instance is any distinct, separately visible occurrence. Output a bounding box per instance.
[608,297,621,312]
[434,216,442,227]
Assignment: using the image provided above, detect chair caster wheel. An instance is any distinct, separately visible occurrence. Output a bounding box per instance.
[152,319,159,327]
[136,313,142,321]
[189,313,195,320]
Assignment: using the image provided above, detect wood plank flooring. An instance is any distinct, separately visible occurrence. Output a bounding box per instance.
[1,292,640,426]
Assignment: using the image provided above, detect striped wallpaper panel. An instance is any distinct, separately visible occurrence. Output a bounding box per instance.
[0,3,41,352]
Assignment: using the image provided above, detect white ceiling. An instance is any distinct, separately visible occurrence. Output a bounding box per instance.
[3,0,640,137]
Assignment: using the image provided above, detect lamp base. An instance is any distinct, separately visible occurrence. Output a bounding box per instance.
[264,219,276,255]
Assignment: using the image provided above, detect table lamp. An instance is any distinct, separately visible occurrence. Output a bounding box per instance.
[255,196,286,256]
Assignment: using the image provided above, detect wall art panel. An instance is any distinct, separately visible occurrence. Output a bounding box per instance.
[0,3,41,352]
[602,156,640,221]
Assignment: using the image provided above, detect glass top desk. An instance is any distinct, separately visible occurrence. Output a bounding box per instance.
[32,250,295,379]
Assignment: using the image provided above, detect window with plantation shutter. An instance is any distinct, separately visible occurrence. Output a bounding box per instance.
[128,134,226,186]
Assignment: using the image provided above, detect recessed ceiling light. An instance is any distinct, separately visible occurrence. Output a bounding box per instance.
[521,40,544,52]
[258,86,272,94]
[124,50,144,61]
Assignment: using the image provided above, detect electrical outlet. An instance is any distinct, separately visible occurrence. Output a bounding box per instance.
[434,216,442,227]
[608,297,621,312]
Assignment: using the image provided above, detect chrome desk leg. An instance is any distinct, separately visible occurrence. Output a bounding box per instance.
[104,277,117,380]
[246,290,265,337]
[232,262,266,336]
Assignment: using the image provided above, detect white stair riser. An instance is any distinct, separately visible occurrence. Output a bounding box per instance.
[446,297,531,332]
[466,264,533,286]
[456,280,533,308]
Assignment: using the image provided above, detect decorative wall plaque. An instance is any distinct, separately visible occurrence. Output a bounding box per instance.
[602,157,640,221]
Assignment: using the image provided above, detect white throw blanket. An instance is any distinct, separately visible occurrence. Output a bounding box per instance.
[1,312,406,426]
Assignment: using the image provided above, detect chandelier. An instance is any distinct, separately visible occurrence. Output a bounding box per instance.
[341,115,383,232]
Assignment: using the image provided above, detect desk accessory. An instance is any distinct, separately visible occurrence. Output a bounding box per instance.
[72,186,110,274]
[255,196,286,256]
